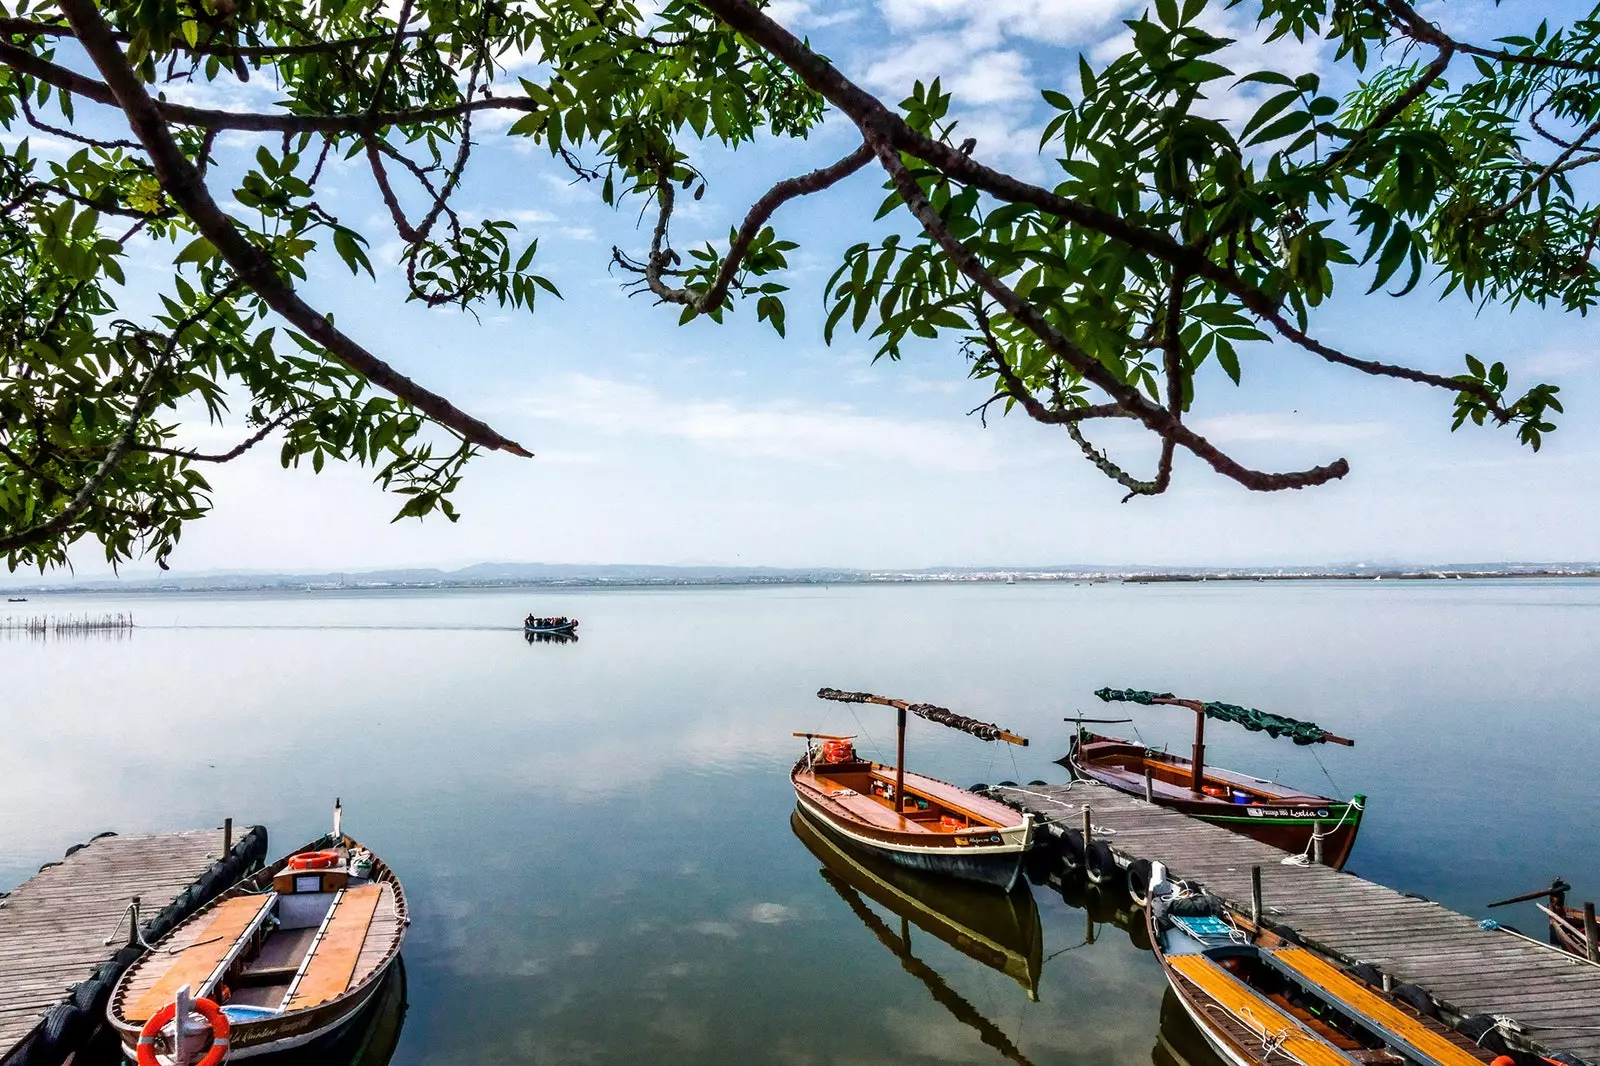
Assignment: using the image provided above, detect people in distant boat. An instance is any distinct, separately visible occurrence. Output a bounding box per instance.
[523,615,576,629]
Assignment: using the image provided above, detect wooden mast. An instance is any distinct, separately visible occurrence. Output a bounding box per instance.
[896,705,907,814]
[1190,703,1206,794]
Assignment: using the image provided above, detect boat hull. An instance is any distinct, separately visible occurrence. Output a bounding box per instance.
[794,794,1030,891]
[1065,734,1363,869]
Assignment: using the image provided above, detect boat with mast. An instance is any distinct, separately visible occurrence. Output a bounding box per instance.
[791,687,1036,891]
[1487,879,1599,961]
[1062,688,1365,870]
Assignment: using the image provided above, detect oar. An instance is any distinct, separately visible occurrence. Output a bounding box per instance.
[1488,879,1572,908]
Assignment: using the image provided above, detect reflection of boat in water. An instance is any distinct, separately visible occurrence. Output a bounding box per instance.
[524,628,578,645]
[795,812,1039,1065]
[792,808,1043,999]
[1152,986,1230,1066]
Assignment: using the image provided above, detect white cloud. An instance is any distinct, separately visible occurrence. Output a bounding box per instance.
[1192,412,1390,446]
[880,0,1139,45]
[515,373,1001,471]
[865,37,1034,104]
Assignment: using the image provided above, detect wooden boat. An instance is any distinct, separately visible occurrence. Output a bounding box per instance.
[1487,879,1598,961]
[1062,688,1365,870]
[523,616,577,634]
[791,688,1036,891]
[1147,872,1507,1066]
[791,807,1043,998]
[108,804,407,1061]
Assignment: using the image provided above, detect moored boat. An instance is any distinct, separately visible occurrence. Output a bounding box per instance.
[791,687,1035,891]
[1487,879,1598,961]
[107,803,407,1061]
[1062,688,1365,870]
[1147,872,1510,1066]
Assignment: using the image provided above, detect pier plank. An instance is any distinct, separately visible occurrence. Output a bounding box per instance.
[0,830,228,1057]
[998,782,1600,1060]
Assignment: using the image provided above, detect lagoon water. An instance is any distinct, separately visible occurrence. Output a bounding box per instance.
[3,580,1596,1065]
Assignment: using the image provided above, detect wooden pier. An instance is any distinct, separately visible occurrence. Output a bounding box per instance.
[997,781,1600,1062]
[0,826,265,1065]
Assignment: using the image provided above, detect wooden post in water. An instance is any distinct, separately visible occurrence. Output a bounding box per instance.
[895,706,907,815]
[1143,769,1155,803]
[222,817,232,856]
[1251,866,1262,927]
[1585,902,1598,964]
[1312,822,1324,866]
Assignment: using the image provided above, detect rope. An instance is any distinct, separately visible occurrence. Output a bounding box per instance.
[1280,795,1364,866]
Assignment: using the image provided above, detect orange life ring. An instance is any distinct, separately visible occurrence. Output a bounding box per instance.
[287,850,340,871]
[137,997,230,1066]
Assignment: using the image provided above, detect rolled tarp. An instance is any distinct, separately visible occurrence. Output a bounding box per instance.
[1093,687,1334,745]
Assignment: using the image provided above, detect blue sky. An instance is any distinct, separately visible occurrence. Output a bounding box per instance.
[31,0,1600,573]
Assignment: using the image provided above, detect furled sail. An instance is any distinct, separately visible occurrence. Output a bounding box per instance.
[1093,687,1344,746]
[818,687,1027,746]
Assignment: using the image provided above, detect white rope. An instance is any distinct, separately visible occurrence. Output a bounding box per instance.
[1280,796,1364,866]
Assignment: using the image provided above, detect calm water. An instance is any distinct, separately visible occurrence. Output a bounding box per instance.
[3,580,1596,1065]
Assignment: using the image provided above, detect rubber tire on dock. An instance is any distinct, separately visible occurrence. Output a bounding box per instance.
[1392,982,1437,1020]
[1059,828,1086,872]
[1126,858,1154,905]
[1456,1015,1514,1057]
[1085,839,1118,885]
[32,1002,83,1066]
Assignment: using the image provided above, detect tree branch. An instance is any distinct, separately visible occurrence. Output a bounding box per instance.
[132,407,301,463]
[55,0,530,459]
[627,142,872,311]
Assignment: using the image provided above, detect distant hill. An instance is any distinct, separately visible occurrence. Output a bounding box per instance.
[2,560,1598,594]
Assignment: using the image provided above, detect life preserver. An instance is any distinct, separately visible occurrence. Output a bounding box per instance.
[287,850,340,871]
[137,998,231,1066]
[820,740,856,764]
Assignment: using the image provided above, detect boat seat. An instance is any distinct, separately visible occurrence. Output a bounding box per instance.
[127,894,275,1022]
[1267,948,1486,1066]
[1166,954,1352,1066]
[282,884,384,1010]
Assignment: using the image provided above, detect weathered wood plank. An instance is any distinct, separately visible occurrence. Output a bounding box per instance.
[999,782,1600,1060]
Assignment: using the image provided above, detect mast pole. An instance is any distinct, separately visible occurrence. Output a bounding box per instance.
[1190,703,1206,794]
[895,705,907,814]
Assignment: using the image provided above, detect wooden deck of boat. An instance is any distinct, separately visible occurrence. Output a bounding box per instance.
[0,830,228,1057]
[997,781,1600,1061]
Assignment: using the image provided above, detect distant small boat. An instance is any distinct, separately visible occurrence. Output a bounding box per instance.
[6,597,25,602]
[108,802,406,1060]
[1062,688,1365,869]
[792,688,1035,890]
[523,616,577,634]
[1148,873,1511,1066]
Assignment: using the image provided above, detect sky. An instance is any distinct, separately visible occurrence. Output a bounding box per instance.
[22,0,1600,574]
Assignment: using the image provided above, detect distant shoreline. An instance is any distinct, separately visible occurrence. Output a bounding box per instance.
[4,565,1597,595]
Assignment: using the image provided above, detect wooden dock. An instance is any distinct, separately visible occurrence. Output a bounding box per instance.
[996,781,1600,1062]
[0,826,265,1064]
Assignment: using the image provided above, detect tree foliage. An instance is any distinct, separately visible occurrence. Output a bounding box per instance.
[0,0,1592,569]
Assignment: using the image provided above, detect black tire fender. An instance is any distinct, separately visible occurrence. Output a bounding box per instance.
[1085,839,1118,885]
[1127,858,1154,906]
[1344,962,1382,987]
[1457,1014,1513,1056]
[1059,828,1085,871]
[1392,981,1437,1019]
[40,1002,83,1057]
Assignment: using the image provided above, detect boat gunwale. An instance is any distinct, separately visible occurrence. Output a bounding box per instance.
[106,833,407,1054]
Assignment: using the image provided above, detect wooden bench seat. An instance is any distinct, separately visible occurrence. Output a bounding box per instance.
[127,895,274,1021]
[283,884,383,1010]
[1269,948,1487,1066]
[1167,953,1353,1066]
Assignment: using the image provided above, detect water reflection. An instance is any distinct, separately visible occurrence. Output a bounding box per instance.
[792,808,1043,1063]
[1150,988,1228,1066]
[523,628,579,645]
